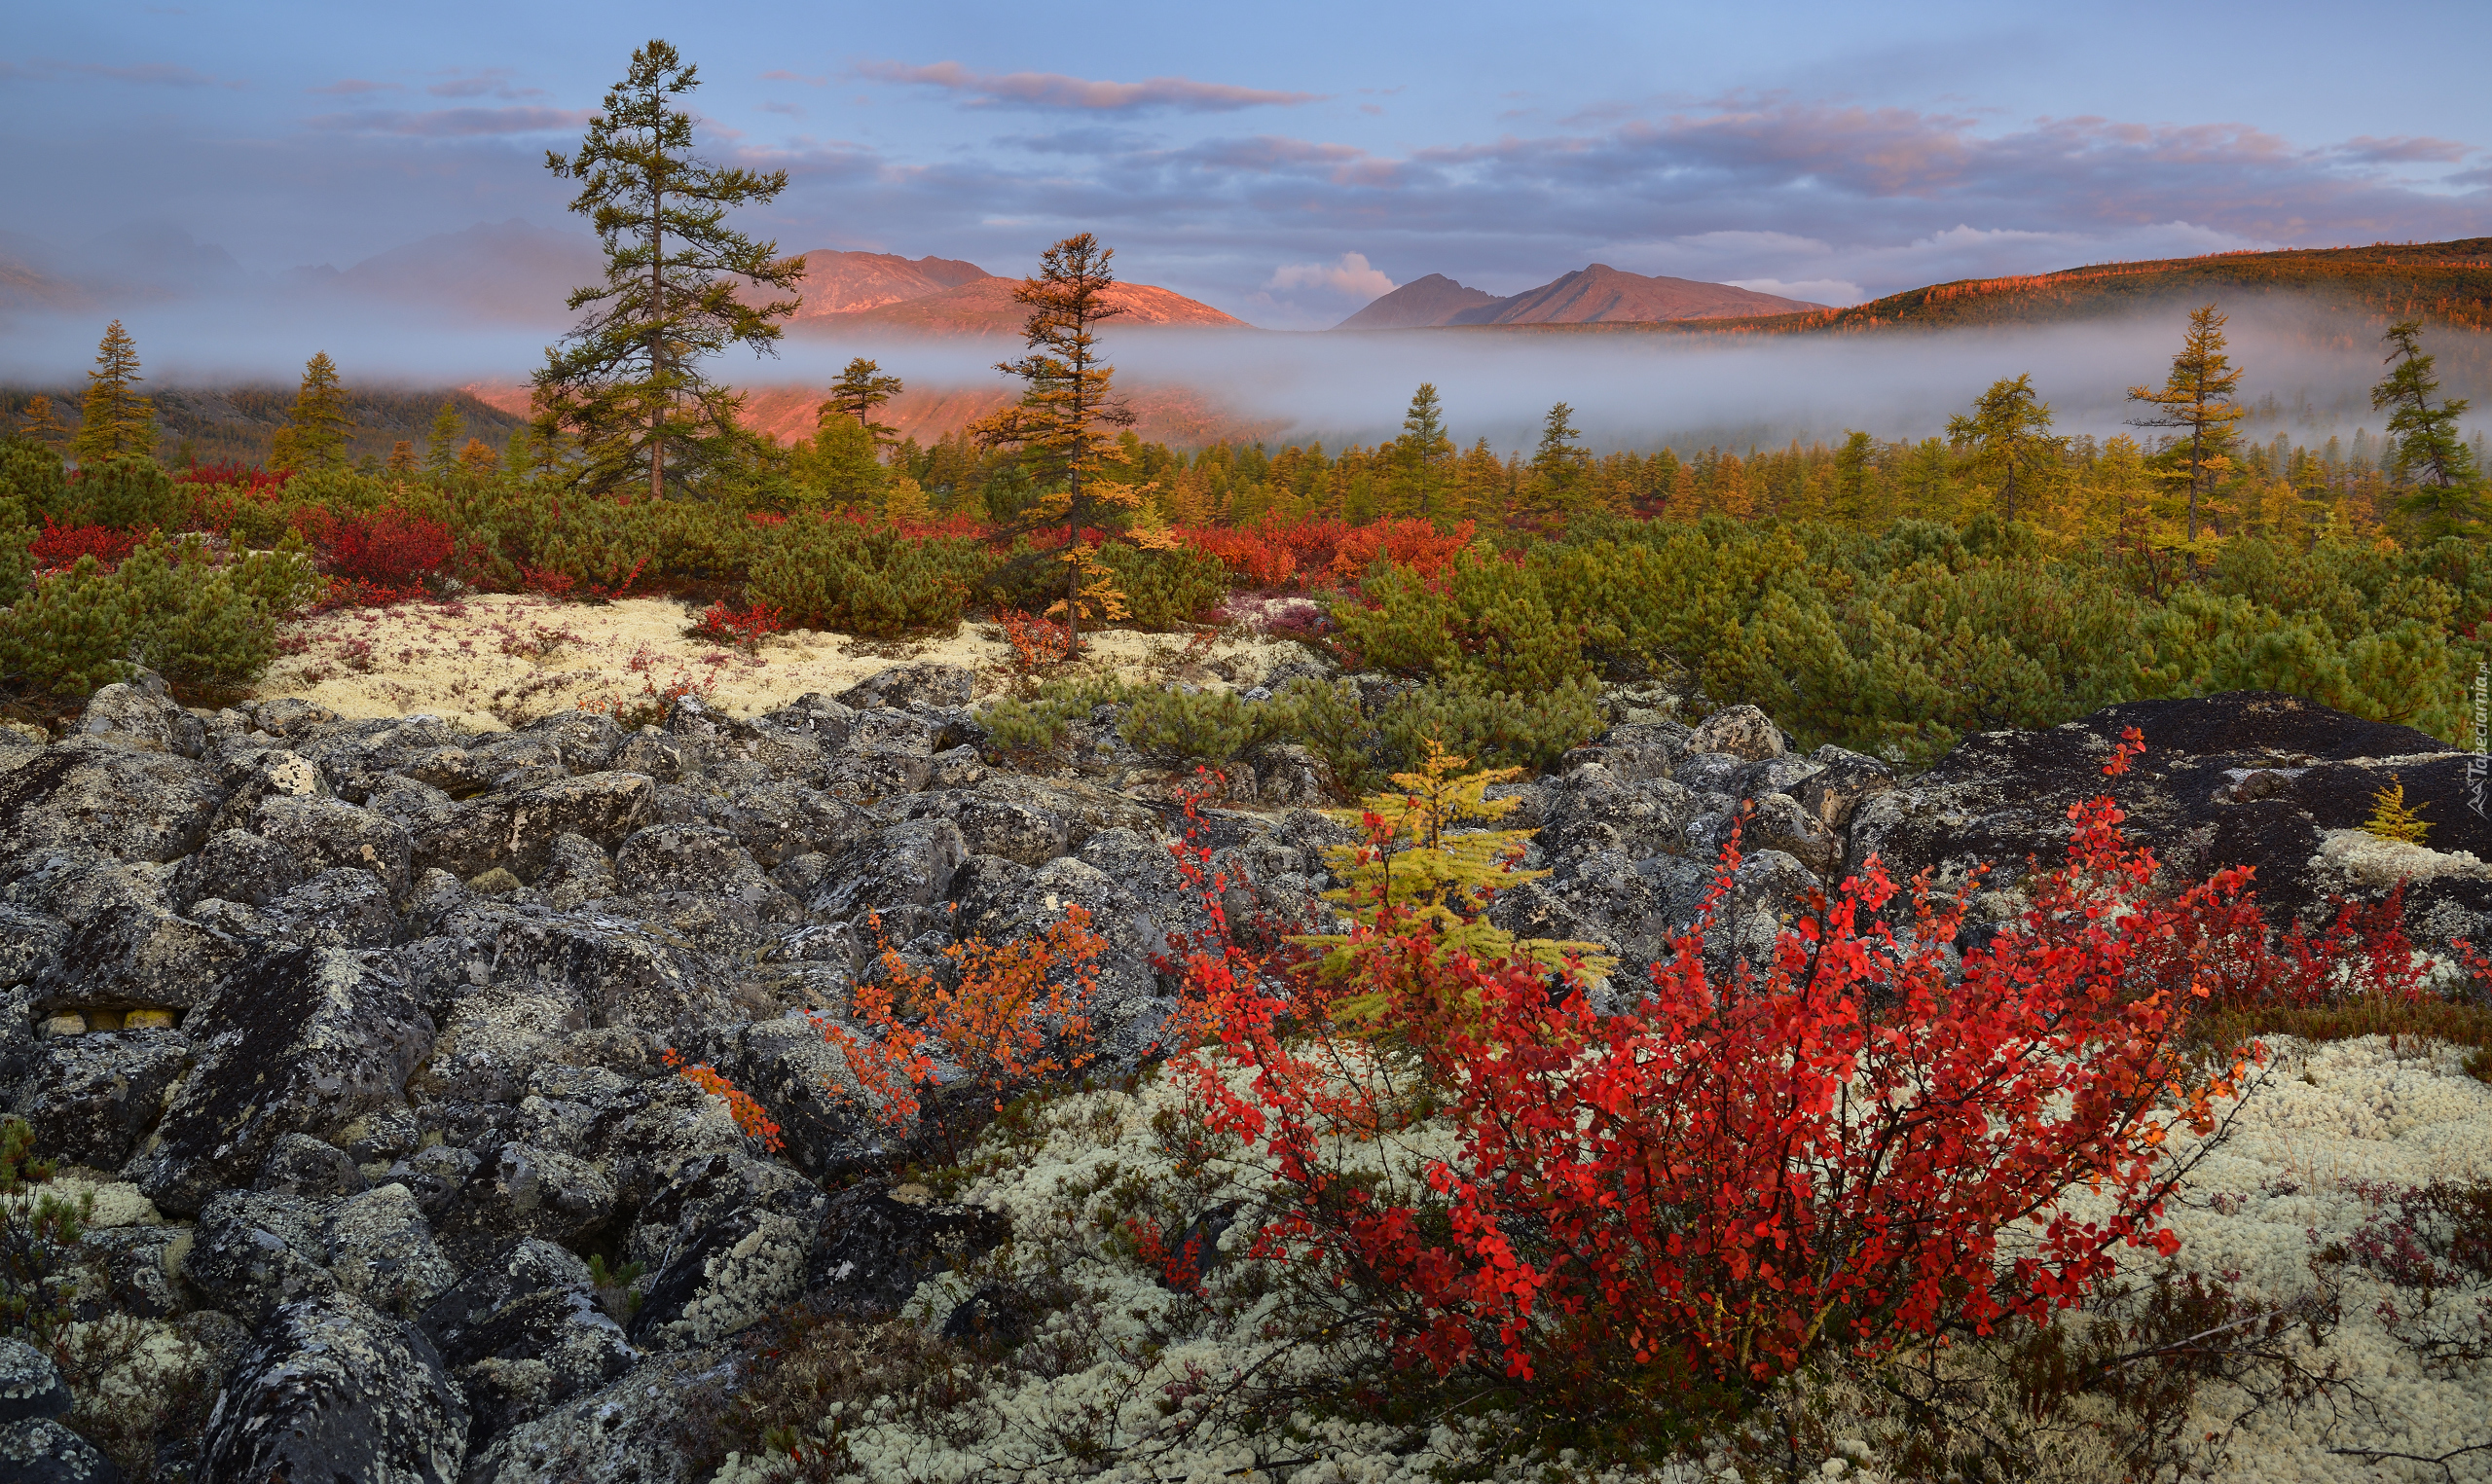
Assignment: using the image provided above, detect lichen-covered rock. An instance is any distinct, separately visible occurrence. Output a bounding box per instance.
[326,1181,460,1318]
[416,1238,636,1448]
[1688,704,1785,762]
[433,1142,618,1269]
[1795,743,1895,833]
[15,1029,189,1170]
[1543,766,1702,862]
[177,827,309,908]
[0,1337,71,1425]
[626,1151,825,1351]
[803,1179,1009,1319]
[30,873,246,1016]
[199,1291,469,1484]
[133,947,437,1215]
[0,1418,122,1484]
[1732,791,1843,880]
[253,793,414,898]
[837,662,975,712]
[455,1346,731,1484]
[75,672,206,759]
[205,745,328,833]
[255,1132,370,1199]
[0,745,222,871]
[261,866,402,949]
[186,1189,338,1326]
[805,816,968,943]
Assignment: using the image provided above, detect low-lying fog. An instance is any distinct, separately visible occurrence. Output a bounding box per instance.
[4,297,2481,452]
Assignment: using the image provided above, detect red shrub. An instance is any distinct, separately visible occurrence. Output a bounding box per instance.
[29,520,145,573]
[180,460,291,493]
[690,599,787,650]
[320,512,453,594]
[1330,517,1477,583]
[1160,729,2267,1411]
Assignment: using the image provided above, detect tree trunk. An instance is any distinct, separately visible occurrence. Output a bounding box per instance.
[649,182,664,503]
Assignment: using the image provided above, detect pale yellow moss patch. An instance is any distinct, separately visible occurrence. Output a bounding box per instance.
[251,594,1312,733]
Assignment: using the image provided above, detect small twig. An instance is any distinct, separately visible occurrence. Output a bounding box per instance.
[2327,1438,2492,1483]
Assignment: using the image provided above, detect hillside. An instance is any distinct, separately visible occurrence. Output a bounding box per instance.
[1690,238,2492,338]
[785,250,992,319]
[0,384,527,467]
[794,272,1251,337]
[1338,263,1821,329]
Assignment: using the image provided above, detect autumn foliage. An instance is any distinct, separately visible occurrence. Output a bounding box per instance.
[1177,515,1477,592]
[1159,730,2273,1435]
[29,520,146,573]
[664,1047,786,1153]
[316,510,454,598]
[818,906,1108,1152]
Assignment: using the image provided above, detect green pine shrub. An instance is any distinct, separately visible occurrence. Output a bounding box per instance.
[1096,542,1230,631]
[0,533,319,699]
[747,519,991,636]
[55,455,179,530]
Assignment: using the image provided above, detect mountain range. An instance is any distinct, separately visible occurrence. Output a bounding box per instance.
[782,250,1249,336]
[1337,265,1822,329]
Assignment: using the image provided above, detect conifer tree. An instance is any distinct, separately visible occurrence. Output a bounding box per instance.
[458,438,500,476]
[973,232,1142,654]
[1832,430,1876,526]
[2127,305,2246,543]
[534,39,806,499]
[1529,401,1588,508]
[387,441,418,474]
[16,396,70,449]
[823,357,903,446]
[71,320,157,465]
[1394,382,1453,517]
[1947,374,2064,524]
[270,352,351,471]
[2370,320,2485,541]
[423,399,465,479]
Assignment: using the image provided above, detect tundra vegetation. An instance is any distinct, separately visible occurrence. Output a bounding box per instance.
[1,42,2489,1482]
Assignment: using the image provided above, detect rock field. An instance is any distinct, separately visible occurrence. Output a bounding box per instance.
[2,650,2486,1480]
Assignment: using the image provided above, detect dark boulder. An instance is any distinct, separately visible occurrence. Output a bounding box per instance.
[15,1029,189,1170]
[416,1238,636,1449]
[132,947,436,1215]
[199,1292,469,1484]
[803,1179,1009,1319]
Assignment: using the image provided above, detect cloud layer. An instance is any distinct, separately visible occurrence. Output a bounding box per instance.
[854,60,1322,113]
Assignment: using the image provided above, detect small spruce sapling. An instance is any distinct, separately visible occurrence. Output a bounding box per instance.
[2365,776,2431,845]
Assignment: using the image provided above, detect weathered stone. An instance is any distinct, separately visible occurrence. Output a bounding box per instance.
[0,746,221,871]
[15,1029,189,1171]
[75,672,205,759]
[0,1418,122,1484]
[177,827,307,908]
[806,817,968,942]
[803,1179,1009,1319]
[626,1150,825,1350]
[254,793,414,898]
[255,1132,370,1199]
[455,1346,729,1484]
[133,947,436,1215]
[434,1142,618,1268]
[199,1292,469,1484]
[837,662,975,712]
[186,1189,338,1326]
[416,1239,635,1447]
[1795,743,1895,834]
[1689,704,1786,762]
[1734,791,1843,880]
[263,866,402,949]
[325,1181,459,1318]
[0,1337,71,1425]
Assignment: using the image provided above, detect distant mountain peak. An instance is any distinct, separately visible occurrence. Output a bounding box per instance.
[1336,264,1822,329]
[786,248,1250,336]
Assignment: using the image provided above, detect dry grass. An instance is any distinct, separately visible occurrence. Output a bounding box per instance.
[2192,998,2492,1083]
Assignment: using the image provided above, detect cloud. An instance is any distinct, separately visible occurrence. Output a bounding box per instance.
[855,59,1322,113]
[1266,252,1396,298]
[761,69,826,87]
[759,101,805,118]
[2331,135,2473,166]
[425,68,543,101]
[1,58,240,88]
[309,79,403,97]
[306,106,591,138]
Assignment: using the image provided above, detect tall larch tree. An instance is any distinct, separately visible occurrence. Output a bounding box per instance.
[71,319,158,465]
[271,351,351,471]
[2127,304,2246,543]
[1394,382,1453,517]
[824,357,904,446]
[1947,374,2064,524]
[973,232,1140,654]
[423,399,466,479]
[535,39,806,499]
[16,396,70,449]
[2371,320,2485,541]
[1529,402,1589,510]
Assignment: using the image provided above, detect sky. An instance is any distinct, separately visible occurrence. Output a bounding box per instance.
[4,0,2489,338]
